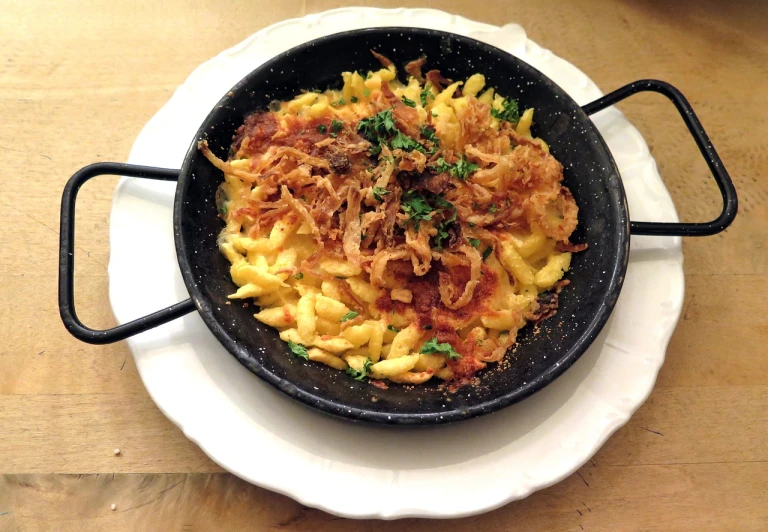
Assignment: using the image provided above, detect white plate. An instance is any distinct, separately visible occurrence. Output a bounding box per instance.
[108,7,684,519]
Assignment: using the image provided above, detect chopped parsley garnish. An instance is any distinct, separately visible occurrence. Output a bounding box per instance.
[316,124,327,133]
[219,204,227,215]
[372,187,390,202]
[491,98,521,123]
[387,324,400,333]
[390,130,425,153]
[468,221,476,228]
[311,88,322,94]
[401,96,417,107]
[332,98,346,106]
[368,141,383,157]
[482,246,494,261]
[420,337,461,360]
[401,190,457,238]
[434,156,479,180]
[350,96,358,103]
[340,311,359,322]
[419,125,440,155]
[423,324,433,330]
[455,157,478,178]
[358,109,397,139]
[357,109,427,155]
[300,195,307,201]
[468,238,481,248]
[346,358,373,381]
[357,109,397,155]
[433,207,457,251]
[434,158,452,174]
[434,226,451,250]
[362,88,371,97]
[488,203,498,214]
[400,190,434,229]
[293,272,304,280]
[287,340,309,360]
[420,125,439,144]
[420,83,433,107]
[433,194,455,211]
[330,119,343,137]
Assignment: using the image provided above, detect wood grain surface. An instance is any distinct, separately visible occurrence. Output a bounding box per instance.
[1,0,766,530]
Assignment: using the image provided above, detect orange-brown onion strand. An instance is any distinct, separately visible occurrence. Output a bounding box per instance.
[438,244,482,310]
[342,185,364,267]
[370,248,409,289]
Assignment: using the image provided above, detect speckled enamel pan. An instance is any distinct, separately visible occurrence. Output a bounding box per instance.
[59,28,737,425]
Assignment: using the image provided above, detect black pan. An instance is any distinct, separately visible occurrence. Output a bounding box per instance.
[59,28,737,425]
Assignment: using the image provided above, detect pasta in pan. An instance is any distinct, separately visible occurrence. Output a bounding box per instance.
[201,52,586,387]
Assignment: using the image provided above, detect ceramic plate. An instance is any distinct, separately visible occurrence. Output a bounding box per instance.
[108,7,684,519]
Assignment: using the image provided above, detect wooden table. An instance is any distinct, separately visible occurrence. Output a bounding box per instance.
[1,1,766,529]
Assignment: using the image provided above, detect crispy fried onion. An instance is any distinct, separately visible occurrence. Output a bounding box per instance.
[370,248,409,288]
[404,56,427,82]
[484,329,519,363]
[525,186,579,241]
[405,224,434,276]
[468,153,512,188]
[360,210,385,249]
[372,149,396,190]
[342,185,363,266]
[395,148,427,173]
[438,244,482,310]
[199,140,261,182]
[280,184,318,239]
[271,146,330,170]
[425,69,453,92]
[380,187,401,243]
[556,240,588,253]
[370,50,393,67]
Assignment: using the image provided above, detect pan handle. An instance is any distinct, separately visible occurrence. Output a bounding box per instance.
[582,79,738,236]
[59,162,196,344]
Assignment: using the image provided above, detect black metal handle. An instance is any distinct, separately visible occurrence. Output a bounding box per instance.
[59,162,196,344]
[582,79,738,236]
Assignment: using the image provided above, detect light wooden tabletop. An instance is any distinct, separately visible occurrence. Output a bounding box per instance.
[1,0,766,530]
